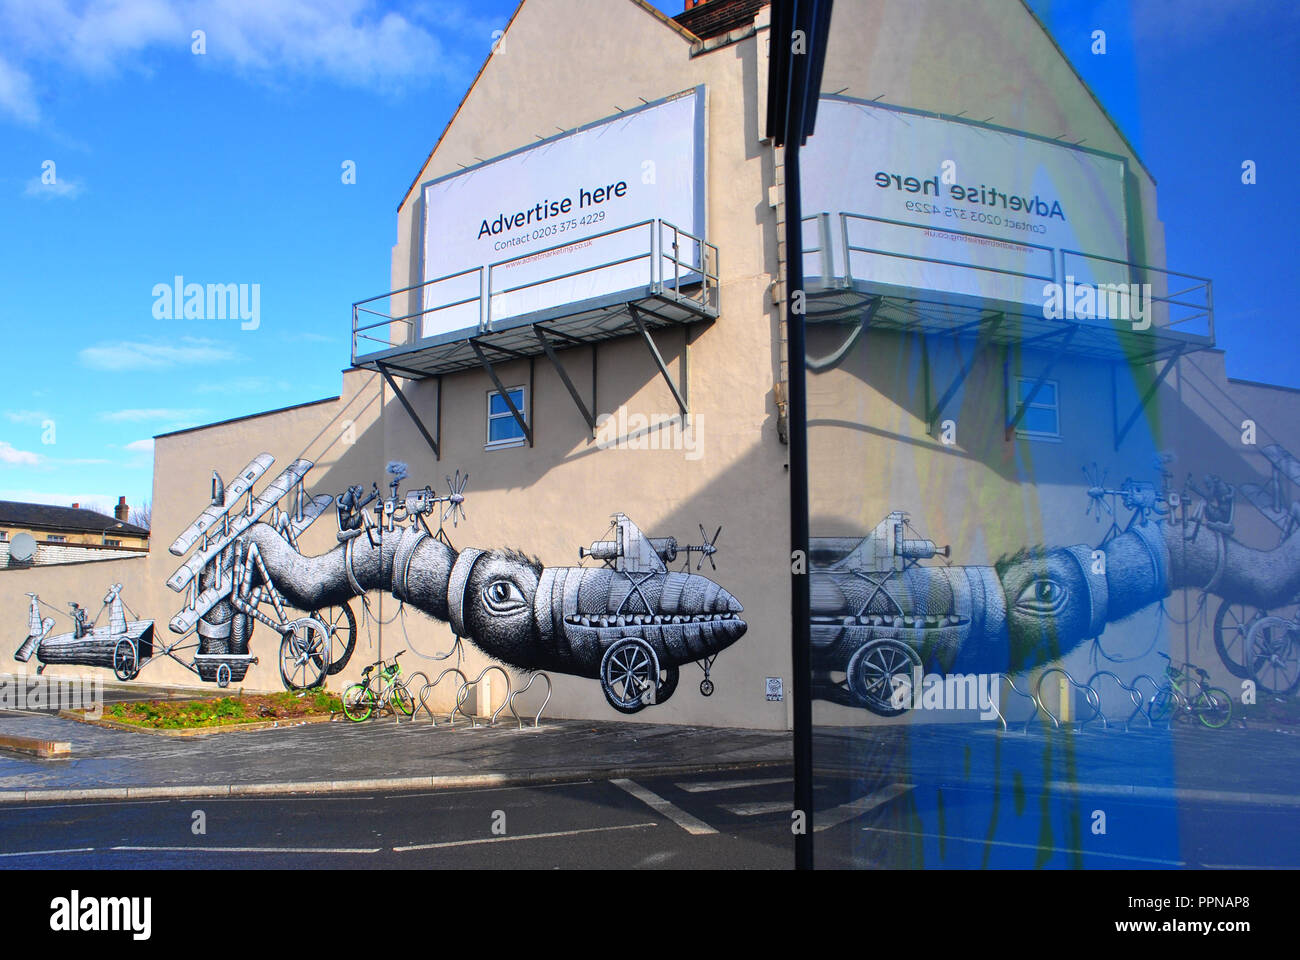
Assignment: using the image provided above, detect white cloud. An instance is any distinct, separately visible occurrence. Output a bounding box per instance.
[100,408,204,423]
[78,337,237,371]
[124,438,155,453]
[23,175,84,199]
[3,409,50,424]
[0,53,37,124]
[0,440,41,465]
[0,0,479,122]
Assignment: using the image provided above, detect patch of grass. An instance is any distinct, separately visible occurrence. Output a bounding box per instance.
[102,689,342,729]
[1239,695,1300,727]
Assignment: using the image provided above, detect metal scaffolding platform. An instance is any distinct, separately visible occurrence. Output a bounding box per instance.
[350,219,718,457]
[351,218,718,378]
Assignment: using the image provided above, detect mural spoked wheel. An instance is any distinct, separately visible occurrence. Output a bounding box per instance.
[847,638,921,717]
[700,678,715,697]
[1246,616,1300,696]
[655,665,680,705]
[112,638,139,681]
[1214,600,1265,679]
[600,637,660,714]
[312,602,357,676]
[278,617,331,691]
[216,663,231,689]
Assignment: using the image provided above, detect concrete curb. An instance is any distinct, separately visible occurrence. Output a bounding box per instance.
[0,758,789,804]
[0,735,71,759]
[811,764,1300,808]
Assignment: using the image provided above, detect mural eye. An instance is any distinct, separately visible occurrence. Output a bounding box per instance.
[482,579,527,615]
[1015,579,1068,615]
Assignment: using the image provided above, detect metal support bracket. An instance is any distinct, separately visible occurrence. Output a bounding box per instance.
[927,313,1004,435]
[1114,346,1185,451]
[533,324,596,436]
[377,363,440,460]
[1004,325,1077,440]
[470,340,533,447]
[629,303,689,419]
[807,296,880,373]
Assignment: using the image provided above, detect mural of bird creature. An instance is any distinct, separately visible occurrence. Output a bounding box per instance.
[164,456,746,712]
[809,499,1300,715]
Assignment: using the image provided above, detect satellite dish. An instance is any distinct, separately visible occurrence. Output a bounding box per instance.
[9,532,36,563]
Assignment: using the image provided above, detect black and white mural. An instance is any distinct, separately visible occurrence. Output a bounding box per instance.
[811,454,1300,714]
[12,454,747,714]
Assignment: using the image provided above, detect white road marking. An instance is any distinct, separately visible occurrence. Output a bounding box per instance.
[815,783,913,832]
[111,845,382,854]
[611,778,718,835]
[676,777,792,793]
[857,825,1185,867]
[393,821,657,852]
[0,846,95,858]
[721,800,791,816]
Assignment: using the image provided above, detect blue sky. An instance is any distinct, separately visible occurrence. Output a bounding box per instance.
[0,0,1296,515]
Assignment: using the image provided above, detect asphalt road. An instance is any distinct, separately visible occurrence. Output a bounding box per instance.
[0,766,1294,869]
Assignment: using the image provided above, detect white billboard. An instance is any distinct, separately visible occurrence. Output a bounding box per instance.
[419,88,705,340]
[800,98,1132,310]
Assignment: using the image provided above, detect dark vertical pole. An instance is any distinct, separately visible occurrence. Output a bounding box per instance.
[785,108,814,870]
[769,0,832,873]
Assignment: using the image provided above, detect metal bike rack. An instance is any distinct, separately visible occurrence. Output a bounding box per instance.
[1035,668,1102,731]
[1125,674,1161,728]
[454,665,514,728]
[507,672,553,729]
[416,668,470,726]
[997,674,1042,733]
[1085,671,1145,731]
[393,670,430,725]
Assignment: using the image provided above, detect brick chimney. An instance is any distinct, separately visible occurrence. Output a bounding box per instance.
[115,496,129,522]
[675,0,768,39]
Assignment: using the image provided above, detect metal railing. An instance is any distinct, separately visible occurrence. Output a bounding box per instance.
[1060,249,1214,340]
[351,218,719,364]
[839,211,1058,286]
[796,211,1214,341]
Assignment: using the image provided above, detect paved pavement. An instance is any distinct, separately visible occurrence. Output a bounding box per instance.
[1,700,1297,809]
[0,711,791,797]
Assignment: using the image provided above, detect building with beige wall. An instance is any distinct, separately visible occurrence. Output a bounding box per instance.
[4,0,1296,728]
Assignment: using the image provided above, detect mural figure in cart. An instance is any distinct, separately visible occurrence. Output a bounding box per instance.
[11,454,746,713]
[811,448,1300,715]
[15,584,154,679]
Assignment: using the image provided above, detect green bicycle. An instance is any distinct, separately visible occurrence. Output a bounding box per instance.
[1148,652,1233,729]
[341,650,416,722]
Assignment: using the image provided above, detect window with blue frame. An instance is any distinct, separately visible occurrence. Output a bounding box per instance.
[1012,376,1060,438]
[486,386,528,448]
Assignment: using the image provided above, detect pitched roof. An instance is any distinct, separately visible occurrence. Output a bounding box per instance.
[397,0,697,212]
[0,501,150,538]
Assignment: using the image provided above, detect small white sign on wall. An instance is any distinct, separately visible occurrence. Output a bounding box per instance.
[766,677,784,702]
